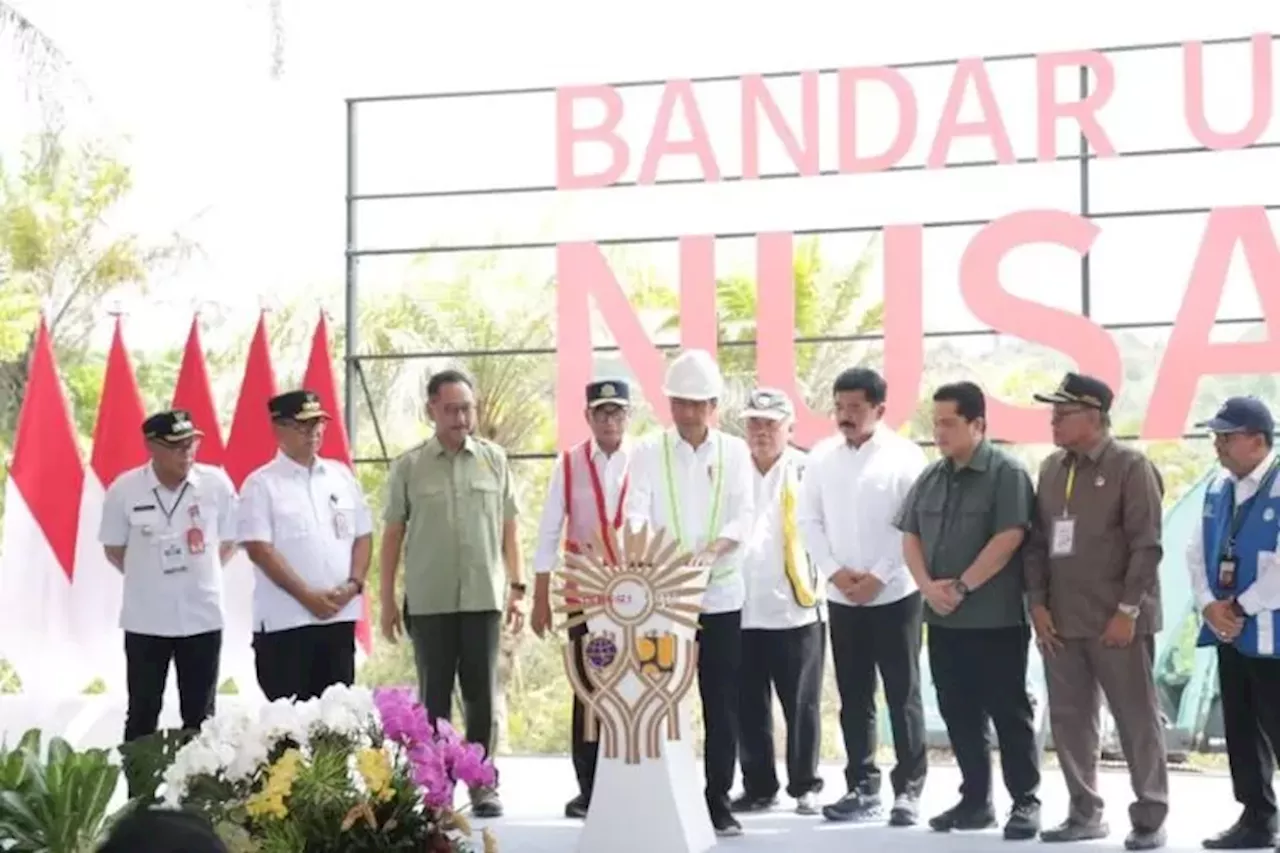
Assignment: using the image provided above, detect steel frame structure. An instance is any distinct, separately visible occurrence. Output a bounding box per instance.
[343,34,1278,747]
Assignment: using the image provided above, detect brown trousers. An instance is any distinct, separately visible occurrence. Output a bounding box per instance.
[1045,636,1169,831]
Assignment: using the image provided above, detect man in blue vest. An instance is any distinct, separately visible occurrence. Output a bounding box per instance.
[1189,397,1280,850]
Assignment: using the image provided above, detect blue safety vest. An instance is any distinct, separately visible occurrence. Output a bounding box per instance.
[1197,462,1280,658]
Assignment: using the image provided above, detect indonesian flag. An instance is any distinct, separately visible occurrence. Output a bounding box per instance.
[173,317,259,700]
[0,317,93,697]
[224,314,278,491]
[302,311,372,655]
[73,317,147,692]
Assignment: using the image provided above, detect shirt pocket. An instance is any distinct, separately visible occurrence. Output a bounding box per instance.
[275,507,313,540]
[916,490,948,542]
[330,497,356,540]
[469,477,501,519]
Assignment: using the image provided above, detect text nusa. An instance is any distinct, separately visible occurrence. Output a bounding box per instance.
[555,35,1274,187]
[553,207,1280,450]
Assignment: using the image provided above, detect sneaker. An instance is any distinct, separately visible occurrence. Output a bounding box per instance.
[729,792,778,813]
[929,801,997,832]
[796,792,819,816]
[822,791,883,823]
[564,794,589,819]
[890,794,920,827]
[1004,799,1041,840]
[711,808,743,837]
[1041,819,1110,842]
[469,786,503,819]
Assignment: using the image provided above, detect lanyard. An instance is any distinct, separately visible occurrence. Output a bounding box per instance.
[1062,464,1076,516]
[661,432,724,554]
[584,443,628,561]
[1224,457,1280,558]
[153,483,190,526]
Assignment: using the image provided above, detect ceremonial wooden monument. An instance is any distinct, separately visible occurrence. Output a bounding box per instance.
[554,522,715,853]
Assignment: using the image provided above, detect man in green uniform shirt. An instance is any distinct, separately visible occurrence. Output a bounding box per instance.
[894,381,1042,840]
[378,368,527,818]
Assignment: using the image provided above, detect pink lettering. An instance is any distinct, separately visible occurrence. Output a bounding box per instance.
[837,66,919,173]
[928,58,1016,169]
[1183,34,1274,151]
[1035,51,1117,160]
[638,80,721,185]
[741,72,821,179]
[1145,207,1280,438]
[555,85,628,189]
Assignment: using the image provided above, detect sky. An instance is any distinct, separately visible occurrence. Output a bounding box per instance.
[0,0,1277,354]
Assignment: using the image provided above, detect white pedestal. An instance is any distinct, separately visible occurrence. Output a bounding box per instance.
[577,702,714,853]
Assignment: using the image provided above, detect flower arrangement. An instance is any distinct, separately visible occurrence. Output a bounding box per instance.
[159,684,498,853]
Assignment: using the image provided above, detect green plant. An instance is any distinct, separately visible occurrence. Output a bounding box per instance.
[116,728,196,807]
[0,729,122,853]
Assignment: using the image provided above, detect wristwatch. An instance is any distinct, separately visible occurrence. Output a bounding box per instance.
[1229,598,1247,619]
[1117,603,1140,619]
[953,579,970,600]
[346,577,364,594]
[510,582,528,595]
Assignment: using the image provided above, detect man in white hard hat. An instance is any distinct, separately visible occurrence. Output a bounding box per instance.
[625,349,756,837]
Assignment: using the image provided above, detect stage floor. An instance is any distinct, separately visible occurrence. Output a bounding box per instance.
[0,695,1240,852]
[482,757,1232,853]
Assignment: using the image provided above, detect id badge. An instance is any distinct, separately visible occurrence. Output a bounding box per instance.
[186,526,206,556]
[1050,517,1076,558]
[159,535,187,575]
[1218,559,1237,590]
[333,511,350,539]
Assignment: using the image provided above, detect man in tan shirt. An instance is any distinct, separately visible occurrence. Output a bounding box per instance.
[1024,372,1169,851]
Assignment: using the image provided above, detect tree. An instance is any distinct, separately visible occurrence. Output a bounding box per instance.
[0,134,194,437]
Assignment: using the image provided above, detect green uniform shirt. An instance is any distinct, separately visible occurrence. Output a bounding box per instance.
[894,440,1034,629]
[384,435,520,616]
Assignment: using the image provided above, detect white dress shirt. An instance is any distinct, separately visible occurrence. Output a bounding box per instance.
[798,424,928,608]
[236,451,373,633]
[742,447,824,630]
[1187,451,1280,615]
[533,438,632,574]
[99,462,237,637]
[625,427,755,614]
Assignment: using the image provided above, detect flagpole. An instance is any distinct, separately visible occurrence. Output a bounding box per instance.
[344,97,359,453]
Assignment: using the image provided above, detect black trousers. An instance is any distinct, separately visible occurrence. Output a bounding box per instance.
[1218,643,1280,827]
[123,630,222,743]
[829,593,927,797]
[407,611,501,764]
[929,624,1040,806]
[739,621,825,799]
[254,621,355,702]
[698,610,742,812]
[568,620,598,800]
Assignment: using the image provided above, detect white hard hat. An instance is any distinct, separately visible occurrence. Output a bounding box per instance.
[662,349,724,401]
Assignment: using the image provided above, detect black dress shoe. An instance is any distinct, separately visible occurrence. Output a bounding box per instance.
[929,801,997,832]
[730,792,778,813]
[711,808,743,837]
[564,794,589,819]
[1203,821,1278,850]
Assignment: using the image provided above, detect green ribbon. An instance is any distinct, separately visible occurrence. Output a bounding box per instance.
[661,431,730,580]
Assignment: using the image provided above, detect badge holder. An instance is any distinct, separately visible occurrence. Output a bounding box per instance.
[187,504,206,555]
[1050,515,1076,558]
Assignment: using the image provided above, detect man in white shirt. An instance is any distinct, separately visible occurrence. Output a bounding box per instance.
[798,367,929,826]
[237,390,373,702]
[730,388,825,818]
[624,349,755,837]
[531,378,633,819]
[1186,397,1280,851]
[100,409,237,753]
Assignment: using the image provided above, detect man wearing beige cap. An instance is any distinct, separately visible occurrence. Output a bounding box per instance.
[731,388,826,817]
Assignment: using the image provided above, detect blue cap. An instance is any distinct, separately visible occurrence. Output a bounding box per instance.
[586,379,630,408]
[1196,396,1275,435]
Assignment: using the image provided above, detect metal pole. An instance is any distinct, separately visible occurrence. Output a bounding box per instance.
[344,99,359,448]
[1078,64,1092,317]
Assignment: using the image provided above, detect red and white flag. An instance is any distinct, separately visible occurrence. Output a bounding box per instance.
[302,311,372,655]
[224,314,279,492]
[0,317,93,697]
[73,317,147,692]
[173,316,259,698]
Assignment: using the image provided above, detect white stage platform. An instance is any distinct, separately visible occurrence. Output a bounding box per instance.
[0,695,1237,852]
